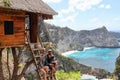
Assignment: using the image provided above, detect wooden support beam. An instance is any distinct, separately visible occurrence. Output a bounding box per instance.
[37,13,53,20]
[6,48,11,80]
[0,45,24,49]
[29,13,38,43]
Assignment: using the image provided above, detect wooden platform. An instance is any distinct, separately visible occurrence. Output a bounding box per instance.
[0,44,25,48]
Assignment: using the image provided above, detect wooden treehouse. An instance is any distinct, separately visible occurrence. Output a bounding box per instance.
[0,0,57,80]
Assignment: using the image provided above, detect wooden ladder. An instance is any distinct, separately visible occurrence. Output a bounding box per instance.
[25,30,44,80]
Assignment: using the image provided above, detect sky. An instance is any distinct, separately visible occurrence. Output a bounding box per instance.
[43,0,120,31]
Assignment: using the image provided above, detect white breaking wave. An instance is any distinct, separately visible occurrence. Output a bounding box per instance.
[83,47,95,51]
[80,74,113,80]
[100,79,113,80]
[80,74,98,80]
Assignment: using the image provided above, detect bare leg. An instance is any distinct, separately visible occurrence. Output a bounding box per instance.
[47,76,50,80]
[53,74,57,80]
[49,68,56,80]
[41,68,47,80]
[43,66,50,80]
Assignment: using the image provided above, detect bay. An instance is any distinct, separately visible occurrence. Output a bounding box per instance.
[63,47,120,72]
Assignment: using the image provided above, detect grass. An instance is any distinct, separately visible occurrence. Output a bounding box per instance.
[56,70,80,80]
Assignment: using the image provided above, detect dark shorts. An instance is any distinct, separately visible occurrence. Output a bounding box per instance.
[37,65,42,69]
[48,65,53,70]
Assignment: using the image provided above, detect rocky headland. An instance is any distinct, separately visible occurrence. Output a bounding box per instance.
[44,23,119,53]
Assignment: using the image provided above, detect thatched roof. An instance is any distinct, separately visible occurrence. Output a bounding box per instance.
[0,0,57,15]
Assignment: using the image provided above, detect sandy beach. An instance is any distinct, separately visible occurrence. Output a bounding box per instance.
[62,50,78,56]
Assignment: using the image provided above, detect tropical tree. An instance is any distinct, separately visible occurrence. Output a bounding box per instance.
[0,47,33,80]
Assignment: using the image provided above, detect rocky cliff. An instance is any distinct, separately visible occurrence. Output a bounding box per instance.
[45,23,119,53]
[110,32,120,42]
[110,32,120,39]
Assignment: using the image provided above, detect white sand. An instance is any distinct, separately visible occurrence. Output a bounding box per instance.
[62,50,78,56]
[62,47,95,56]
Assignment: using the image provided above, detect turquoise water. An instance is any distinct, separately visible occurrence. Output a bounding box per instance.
[64,47,120,72]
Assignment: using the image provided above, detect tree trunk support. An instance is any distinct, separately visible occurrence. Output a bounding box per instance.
[11,48,19,80]
[7,48,12,80]
[0,48,5,80]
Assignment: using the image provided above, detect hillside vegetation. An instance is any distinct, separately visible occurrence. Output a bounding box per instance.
[115,55,120,79]
[56,70,80,80]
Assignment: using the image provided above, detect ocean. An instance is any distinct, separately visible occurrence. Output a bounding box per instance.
[63,47,120,72]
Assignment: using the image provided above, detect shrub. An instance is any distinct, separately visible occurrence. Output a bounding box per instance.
[56,70,80,80]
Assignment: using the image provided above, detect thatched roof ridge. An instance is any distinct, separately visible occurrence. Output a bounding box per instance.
[0,0,57,15]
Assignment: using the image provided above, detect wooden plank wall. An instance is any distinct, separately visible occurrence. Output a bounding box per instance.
[0,9,26,48]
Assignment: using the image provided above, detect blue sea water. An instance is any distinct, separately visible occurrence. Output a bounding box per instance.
[64,47,120,72]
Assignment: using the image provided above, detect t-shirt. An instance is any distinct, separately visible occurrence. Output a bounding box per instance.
[37,55,46,68]
[37,54,56,69]
[44,55,55,66]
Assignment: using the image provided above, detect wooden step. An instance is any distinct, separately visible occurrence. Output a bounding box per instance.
[35,55,41,58]
[32,48,41,51]
[32,48,45,51]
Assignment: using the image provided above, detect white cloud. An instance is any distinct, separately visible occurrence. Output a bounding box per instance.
[105,5,111,9]
[99,4,111,9]
[59,0,102,16]
[69,0,102,11]
[99,4,105,8]
[91,17,99,22]
[43,0,61,3]
[45,13,79,28]
[60,13,78,23]
[60,7,75,14]
[58,0,103,23]
[114,18,120,21]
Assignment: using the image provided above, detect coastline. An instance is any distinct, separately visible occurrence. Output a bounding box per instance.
[62,47,95,56]
[61,47,101,56]
[61,47,120,72]
[61,46,120,56]
[62,50,78,56]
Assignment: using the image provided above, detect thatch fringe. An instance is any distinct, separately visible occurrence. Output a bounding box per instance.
[0,0,57,15]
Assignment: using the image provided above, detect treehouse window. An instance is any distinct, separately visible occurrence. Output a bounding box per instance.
[4,21,14,35]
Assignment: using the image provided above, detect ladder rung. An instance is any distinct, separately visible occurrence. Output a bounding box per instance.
[25,41,28,44]
[32,48,41,51]
[30,43,41,47]
[35,55,41,58]
[32,48,45,51]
